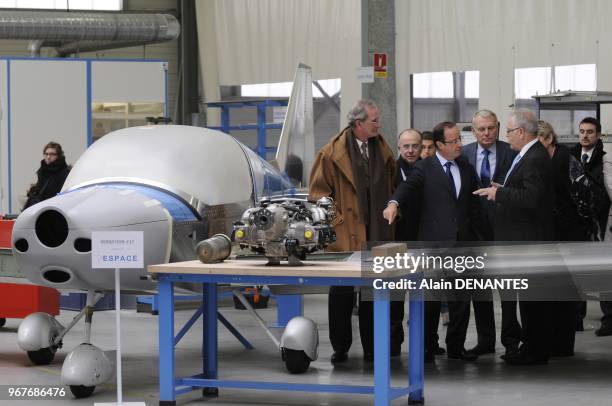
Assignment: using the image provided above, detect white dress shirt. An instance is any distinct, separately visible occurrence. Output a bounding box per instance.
[476,142,497,179]
[436,152,461,198]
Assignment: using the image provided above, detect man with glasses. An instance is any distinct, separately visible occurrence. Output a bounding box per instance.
[384,121,486,363]
[461,109,519,359]
[395,129,422,242]
[474,109,554,365]
[309,99,396,363]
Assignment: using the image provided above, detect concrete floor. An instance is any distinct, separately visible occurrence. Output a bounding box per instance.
[1,295,612,406]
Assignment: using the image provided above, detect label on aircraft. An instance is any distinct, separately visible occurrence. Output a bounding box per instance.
[91,231,144,269]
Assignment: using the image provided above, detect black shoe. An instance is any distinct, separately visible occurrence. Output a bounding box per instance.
[331,352,348,364]
[391,344,402,357]
[467,345,495,355]
[504,351,547,365]
[575,320,584,332]
[447,349,478,362]
[424,350,435,363]
[595,324,612,337]
[363,352,374,362]
[434,345,446,355]
[500,346,519,360]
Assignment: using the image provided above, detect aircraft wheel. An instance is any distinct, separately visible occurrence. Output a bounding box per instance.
[282,348,311,374]
[27,347,56,365]
[69,385,95,398]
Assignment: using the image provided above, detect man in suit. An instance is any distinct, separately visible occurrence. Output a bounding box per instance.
[462,109,519,358]
[309,99,396,364]
[395,128,422,241]
[385,128,425,354]
[569,117,612,336]
[474,109,554,365]
[384,121,485,362]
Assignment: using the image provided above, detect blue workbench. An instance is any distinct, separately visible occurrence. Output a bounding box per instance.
[148,259,424,406]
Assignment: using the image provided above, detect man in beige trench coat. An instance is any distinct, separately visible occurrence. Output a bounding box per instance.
[309,99,399,363]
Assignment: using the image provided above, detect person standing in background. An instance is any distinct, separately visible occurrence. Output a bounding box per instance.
[23,142,71,211]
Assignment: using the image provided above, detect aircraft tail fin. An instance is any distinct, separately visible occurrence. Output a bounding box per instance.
[273,63,315,189]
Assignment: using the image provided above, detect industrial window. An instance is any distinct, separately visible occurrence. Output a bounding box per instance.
[412,72,454,98]
[514,64,596,99]
[514,64,598,143]
[410,71,480,133]
[0,0,122,10]
[464,71,480,99]
[241,79,341,99]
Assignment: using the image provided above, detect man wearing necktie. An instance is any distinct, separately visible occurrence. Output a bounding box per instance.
[384,122,487,362]
[462,109,518,359]
[474,109,554,365]
[569,117,612,336]
[309,100,397,364]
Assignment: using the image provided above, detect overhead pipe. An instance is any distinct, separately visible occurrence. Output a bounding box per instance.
[0,10,180,56]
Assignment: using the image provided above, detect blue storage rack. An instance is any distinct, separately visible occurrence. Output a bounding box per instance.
[205,99,288,158]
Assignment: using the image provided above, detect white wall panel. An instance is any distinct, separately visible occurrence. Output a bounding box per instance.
[92,60,166,102]
[9,60,87,212]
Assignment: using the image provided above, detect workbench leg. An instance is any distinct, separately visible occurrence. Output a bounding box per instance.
[374,288,391,406]
[159,278,176,405]
[202,282,218,398]
[408,287,424,404]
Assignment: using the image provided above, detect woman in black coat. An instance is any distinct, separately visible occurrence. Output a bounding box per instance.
[538,120,582,356]
[23,142,71,211]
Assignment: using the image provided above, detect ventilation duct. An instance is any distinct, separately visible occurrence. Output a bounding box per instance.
[0,10,180,56]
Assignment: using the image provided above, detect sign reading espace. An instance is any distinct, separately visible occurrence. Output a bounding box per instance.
[91,231,144,269]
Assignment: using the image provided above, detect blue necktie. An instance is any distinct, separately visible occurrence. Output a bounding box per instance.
[504,154,522,185]
[480,149,491,186]
[582,153,588,165]
[445,161,457,199]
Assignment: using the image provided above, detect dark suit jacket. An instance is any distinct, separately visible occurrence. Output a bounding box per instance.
[391,155,486,242]
[394,157,421,241]
[462,140,517,240]
[495,141,554,241]
[569,139,610,240]
[551,145,585,241]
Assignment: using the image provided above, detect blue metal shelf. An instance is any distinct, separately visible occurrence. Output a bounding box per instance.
[205,99,288,158]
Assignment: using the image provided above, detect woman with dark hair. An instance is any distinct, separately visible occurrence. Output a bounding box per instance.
[23,141,71,210]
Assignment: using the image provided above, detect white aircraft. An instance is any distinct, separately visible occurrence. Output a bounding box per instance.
[11,64,316,398]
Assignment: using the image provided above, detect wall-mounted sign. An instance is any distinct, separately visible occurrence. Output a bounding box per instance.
[374,52,388,78]
[356,66,375,83]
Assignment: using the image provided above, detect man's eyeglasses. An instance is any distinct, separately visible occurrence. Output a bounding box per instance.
[441,135,462,145]
[506,127,521,135]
